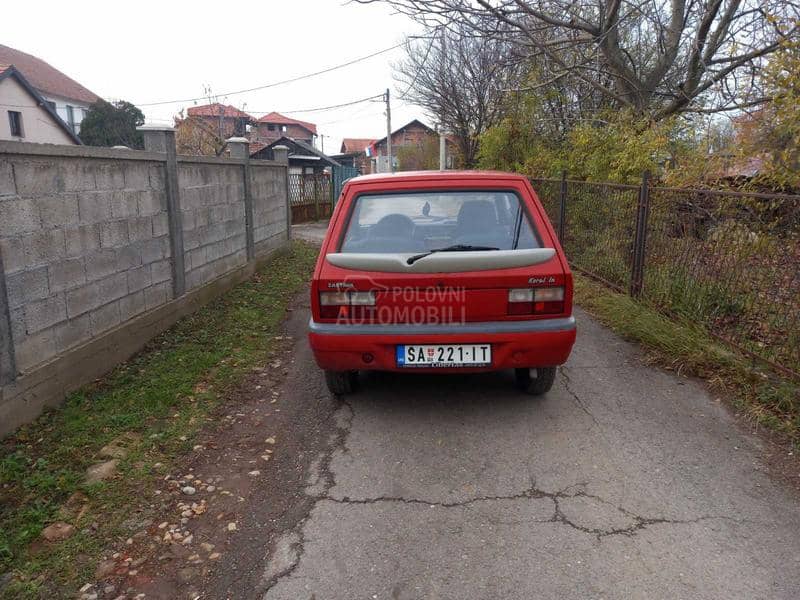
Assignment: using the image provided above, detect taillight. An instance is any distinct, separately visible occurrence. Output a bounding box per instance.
[507,287,564,315]
[319,291,376,320]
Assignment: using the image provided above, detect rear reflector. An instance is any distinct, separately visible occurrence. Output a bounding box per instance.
[533,287,564,302]
[508,287,565,315]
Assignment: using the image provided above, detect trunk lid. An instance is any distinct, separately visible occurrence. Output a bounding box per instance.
[315,255,568,323]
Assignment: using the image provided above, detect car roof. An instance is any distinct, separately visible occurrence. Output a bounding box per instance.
[347,170,529,186]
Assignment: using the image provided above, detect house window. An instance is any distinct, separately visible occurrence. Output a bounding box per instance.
[66,105,75,132]
[8,111,23,137]
[267,124,276,131]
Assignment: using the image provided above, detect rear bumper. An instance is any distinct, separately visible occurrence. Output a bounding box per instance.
[308,316,576,373]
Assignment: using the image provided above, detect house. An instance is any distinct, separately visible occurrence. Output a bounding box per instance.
[252,112,316,146]
[251,136,339,175]
[174,113,227,156]
[0,64,81,144]
[254,137,340,222]
[367,119,459,173]
[331,138,375,174]
[0,44,99,136]
[185,103,252,140]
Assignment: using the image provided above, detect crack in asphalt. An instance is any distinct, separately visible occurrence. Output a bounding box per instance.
[263,382,746,594]
[262,395,355,595]
[322,485,744,541]
[264,389,747,595]
[560,366,600,427]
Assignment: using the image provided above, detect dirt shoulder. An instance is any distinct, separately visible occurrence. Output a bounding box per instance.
[108,292,340,600]
[0,242,320,599]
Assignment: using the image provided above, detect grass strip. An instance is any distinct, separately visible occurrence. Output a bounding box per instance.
[0,241,318,598]
[574,274,799,443]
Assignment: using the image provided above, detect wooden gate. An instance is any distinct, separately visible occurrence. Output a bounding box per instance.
[289,173,333,223]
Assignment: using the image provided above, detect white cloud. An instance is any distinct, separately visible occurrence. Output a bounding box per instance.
[5,0,428,153]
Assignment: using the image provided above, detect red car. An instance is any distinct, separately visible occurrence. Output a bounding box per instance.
[308,171,576,396]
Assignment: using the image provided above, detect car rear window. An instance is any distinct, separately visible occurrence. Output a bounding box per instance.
[340,191,541,253]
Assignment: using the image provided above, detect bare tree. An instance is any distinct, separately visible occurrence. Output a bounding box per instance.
[359,0,800,120]
[397,22,522,165]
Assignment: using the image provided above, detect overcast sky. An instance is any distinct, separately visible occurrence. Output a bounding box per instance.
[5,0,426,153]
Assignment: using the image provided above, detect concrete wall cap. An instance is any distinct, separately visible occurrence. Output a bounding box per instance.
[137,124,175,132]
[226,137,249,144]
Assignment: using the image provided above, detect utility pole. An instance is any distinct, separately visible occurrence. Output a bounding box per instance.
[439,124,447,170]
[438,32,447,170]
[384,88,392,173]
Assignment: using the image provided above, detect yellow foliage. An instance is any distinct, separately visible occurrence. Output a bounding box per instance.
[480,109,680,184]
[741,38,800,190]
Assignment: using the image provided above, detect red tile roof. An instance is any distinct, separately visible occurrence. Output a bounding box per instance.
[256,112,317,134]
[248,141,267,156]
[719,155,766,179]
[340,138,376,153]
[187,103,253,119]
[0,44,98,105]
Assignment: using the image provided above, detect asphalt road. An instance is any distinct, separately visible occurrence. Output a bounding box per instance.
[250,298,800,600]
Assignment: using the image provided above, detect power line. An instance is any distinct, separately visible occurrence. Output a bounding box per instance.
[248,93,385,116]
[317,106,384,126]
[137,42,409,107]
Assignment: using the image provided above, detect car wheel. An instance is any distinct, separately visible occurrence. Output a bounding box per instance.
[515,367,557,396]
[325,370,355,395]
[348,370,359,392]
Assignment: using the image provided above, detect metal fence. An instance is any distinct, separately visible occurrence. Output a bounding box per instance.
[333,165,359,206]
[531,173,800,379]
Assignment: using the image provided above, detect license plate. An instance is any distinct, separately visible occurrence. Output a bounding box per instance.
[396,344,491,368]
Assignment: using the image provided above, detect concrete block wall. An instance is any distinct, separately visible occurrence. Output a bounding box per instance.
[251,162,288,254]
[179,161,247,290]
[0,154,173,373]
[0,138,290,435]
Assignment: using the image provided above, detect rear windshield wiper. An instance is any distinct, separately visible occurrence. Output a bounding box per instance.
[406,244,500,265]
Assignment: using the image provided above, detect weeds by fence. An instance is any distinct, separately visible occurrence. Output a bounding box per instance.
[531,173,800,378]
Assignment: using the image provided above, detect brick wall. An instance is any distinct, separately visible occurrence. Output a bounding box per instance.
[250,123,315,145]
[373,123,435,157]
[0,138,289,435]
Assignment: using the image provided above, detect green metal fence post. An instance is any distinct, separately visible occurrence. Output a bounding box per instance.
[558,170,567,243]
[630,170,651,298]
[330,171,335,213]
[313,175,320,221]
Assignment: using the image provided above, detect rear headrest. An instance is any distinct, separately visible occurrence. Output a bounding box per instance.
[369,214,414,238]
[457,200,496,233]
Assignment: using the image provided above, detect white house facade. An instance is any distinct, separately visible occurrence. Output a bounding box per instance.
[0,65,81,144]
[0,44,98,140]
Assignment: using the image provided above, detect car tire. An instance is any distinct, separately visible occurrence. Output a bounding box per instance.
[348,370,360,392]
[325,370,355,395]
[515,367,557,396]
